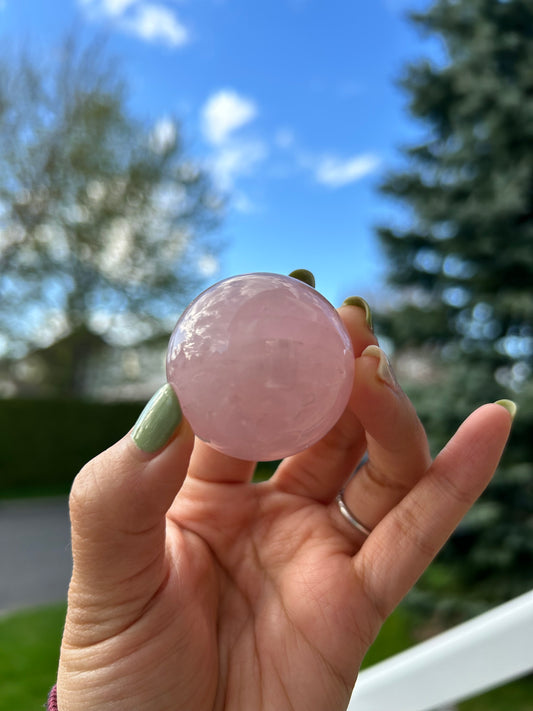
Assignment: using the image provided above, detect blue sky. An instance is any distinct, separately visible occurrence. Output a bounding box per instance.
[1,0,437,308]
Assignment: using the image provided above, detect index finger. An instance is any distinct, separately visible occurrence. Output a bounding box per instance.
[270,300,377,501]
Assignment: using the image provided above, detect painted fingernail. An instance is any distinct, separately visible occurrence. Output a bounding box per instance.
[289,269,316,288]
[361,345,397,389]
[494,399,517,421]
[131,384,183,453]
[342,296,373,332]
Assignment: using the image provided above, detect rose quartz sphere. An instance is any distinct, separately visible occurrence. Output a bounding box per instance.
[166,273,354,461]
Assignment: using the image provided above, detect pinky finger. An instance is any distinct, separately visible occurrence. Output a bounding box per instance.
[355,401,515,622]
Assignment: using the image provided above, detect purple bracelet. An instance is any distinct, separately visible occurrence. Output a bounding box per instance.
[47,685,58,711]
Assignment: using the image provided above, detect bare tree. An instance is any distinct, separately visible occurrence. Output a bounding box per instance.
[0,35,222,396]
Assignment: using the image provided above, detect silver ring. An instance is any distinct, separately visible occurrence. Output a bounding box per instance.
[336,491,372,537]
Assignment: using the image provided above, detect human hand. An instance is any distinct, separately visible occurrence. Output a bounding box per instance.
[56,300,514,711]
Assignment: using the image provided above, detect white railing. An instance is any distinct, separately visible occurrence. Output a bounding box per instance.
[349,589,533,711]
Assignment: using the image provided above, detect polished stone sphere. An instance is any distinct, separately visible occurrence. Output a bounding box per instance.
[166,273,354,461]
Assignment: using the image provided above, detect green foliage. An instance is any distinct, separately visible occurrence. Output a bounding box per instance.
[458,675,533,711]
[360,603,417,669]
[0,398,278,498]
[376,0,533,613]
[1,602,530,710]
[0,398,144,497]
[364,604,533,711]
[0,603,65,711]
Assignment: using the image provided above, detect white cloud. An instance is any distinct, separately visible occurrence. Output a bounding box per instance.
[78,0,189,47]
[200,89,265,211]
[232,191,257,214]
[124,4,188,46]
[209,139,267,191]
[98,0,137,16]
[150,117,177,153]
[201,90,257,145]
[197,253,219,277]
[270,131,379,190]
[274,127,296,150]
[314,153,380,188]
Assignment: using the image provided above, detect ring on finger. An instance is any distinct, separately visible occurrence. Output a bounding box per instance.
[336,490,372,537]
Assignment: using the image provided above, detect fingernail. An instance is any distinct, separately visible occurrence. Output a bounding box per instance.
[342,296,373,332]
[131,384,183,453]
[361,345,397,389]
[494,399,517,421]
[289,269,316,288]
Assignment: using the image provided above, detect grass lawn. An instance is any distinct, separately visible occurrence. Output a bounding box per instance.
[361,606,533,711]
[1,601,531,710]
[458,675,533,711]
[0,603,65,711]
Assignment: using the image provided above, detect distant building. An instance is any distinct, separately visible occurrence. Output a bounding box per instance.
[0,327,168,401]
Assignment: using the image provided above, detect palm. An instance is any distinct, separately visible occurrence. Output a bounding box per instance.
[144,478,374,711]
[58,306,513,711]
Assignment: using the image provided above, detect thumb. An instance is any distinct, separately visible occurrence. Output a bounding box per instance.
[67,384,194,609]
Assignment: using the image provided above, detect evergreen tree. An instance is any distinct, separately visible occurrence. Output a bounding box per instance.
[377,0,533,616]
[0,36,221,397]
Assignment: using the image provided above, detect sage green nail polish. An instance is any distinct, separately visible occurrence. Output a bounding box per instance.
[494,399,517,421]
[342,296,373,331]
[289,269,316,288]
[131,384,183,453]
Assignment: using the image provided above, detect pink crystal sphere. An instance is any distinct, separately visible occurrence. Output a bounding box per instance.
[166,273,354,461]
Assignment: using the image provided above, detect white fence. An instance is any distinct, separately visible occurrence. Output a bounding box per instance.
[349,589,533,711]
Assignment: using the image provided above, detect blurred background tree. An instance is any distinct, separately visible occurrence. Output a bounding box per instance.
[376,0,533,618]
[0,35,222,398]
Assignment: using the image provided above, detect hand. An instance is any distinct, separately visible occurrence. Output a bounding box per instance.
[57,302,514,711]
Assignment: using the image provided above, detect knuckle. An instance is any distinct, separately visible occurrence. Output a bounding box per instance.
[68,454,107,523]
[393,500,439,561]
[436,469,477,508]
[361,459,410,497]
